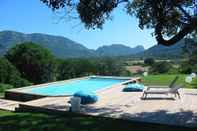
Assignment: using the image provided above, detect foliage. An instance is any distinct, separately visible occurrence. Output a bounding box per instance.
[180,39,197,73]
[1,42,127,86]
[120,70,132,77]
[41,0,197,46]
[144,58,155,66]
[95,58,124,76]
[0,84,13,96]
[57,58,125,80]
[5,42,57,84]
[57,59,96,80]
[0,57,31,88]
[179,61,193,74]
[149,61,172,74]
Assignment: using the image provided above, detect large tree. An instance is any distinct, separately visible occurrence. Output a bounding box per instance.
[41,0,197,46]
[0,57,31,87]
[5,42,57,84]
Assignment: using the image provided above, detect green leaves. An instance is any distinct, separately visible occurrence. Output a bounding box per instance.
[5,42,56,84]
[0,58,31,88]
[77,0,117,29]
[41,0,197,46]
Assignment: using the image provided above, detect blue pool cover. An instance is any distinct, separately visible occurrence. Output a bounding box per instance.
[74,91,98,104]
[123,83,145,92]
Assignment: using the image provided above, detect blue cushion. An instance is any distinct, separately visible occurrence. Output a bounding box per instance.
[73,91,98,104]
[123,83,145,92]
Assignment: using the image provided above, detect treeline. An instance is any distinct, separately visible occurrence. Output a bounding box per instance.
[143,50,197,75]
[0,42,129,90]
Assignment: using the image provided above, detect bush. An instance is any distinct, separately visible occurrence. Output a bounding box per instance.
[9,77,31,88]
[5,42,56,84]
[120,70,132,76]
[150,61,172,74]
[144,58,155,66]
[0,84,13,96]
[0,57,31,88]
[179,63,192,74]
[95,58,125,76]
[56,59,97,80]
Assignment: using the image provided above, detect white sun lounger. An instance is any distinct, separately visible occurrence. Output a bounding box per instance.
[141,84,182,99]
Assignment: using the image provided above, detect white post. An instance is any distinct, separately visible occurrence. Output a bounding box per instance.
[70,97,81,112]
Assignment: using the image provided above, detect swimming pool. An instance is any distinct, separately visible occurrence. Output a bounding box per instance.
[20,76,129,96]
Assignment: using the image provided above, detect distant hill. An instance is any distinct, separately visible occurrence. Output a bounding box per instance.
[137,38,197,58]
[0,31,144,58]
[96,44,145,57]
[1,30,194,59]
[0,31,95,58]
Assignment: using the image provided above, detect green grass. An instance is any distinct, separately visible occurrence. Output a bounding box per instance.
[0,110,196,131]
[142,74,197,89]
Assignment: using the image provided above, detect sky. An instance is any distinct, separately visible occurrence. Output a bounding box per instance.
[0,0,157,49]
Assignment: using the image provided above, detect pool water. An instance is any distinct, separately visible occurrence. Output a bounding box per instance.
[24,77,128,96]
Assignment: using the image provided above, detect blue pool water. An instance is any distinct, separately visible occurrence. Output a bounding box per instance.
[25,77,128,96]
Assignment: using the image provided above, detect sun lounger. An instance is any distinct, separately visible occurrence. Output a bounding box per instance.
[141,84,182,99]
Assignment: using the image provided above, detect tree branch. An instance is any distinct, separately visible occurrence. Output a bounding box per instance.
[177,4,192,20]
[156,16,197,46]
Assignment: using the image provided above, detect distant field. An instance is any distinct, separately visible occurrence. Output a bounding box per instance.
[142,74,197,89]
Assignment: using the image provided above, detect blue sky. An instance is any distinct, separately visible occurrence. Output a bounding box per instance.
[0,0,156,49]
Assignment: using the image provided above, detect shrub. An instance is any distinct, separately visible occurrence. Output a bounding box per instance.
[5,42,56,84]
[0,57,31,88]
[144,58,155,66]
[0,84,13,95]
[150,61,172,74]
[9,77,31,88]
[179,64,192,74]
[95,58,125,76]
[56,59,97,80]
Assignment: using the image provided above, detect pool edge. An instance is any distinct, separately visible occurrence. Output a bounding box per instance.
[4,76,139,102]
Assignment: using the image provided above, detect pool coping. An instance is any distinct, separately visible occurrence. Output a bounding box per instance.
[5,76,140,101]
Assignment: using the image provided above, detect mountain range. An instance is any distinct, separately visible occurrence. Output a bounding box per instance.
[137,38,197,58]
[0,31,145,58]
[0,30,196,58]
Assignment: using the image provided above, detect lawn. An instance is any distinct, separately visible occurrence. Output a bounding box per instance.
[142,74,197,89]
[0,110,196,131]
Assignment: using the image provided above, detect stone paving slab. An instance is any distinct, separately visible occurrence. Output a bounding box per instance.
[0,99,20,111]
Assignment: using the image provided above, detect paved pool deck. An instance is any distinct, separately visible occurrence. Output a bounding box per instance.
[1,84,197,127]
[0,99,20,111]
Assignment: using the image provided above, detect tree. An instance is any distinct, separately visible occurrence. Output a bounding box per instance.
[180,38,197,73]
[57,59,97,80]
[144,58,155,66]
[0,57,31,87]
[150,61,172,74]
[95,58,124,76]
[5,42,57,84]
[41,0,197,46]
